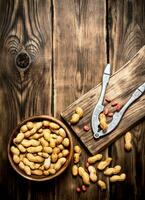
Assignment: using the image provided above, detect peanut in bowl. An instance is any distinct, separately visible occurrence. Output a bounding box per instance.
[7,115,73,181]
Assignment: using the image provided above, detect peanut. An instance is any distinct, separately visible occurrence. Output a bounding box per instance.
[97,180,106,190]
[110,173,126,182]
[20,125,28,133]
[72,165,78,176]
[19,161,25,170]
[13,154,20,164]
[53,147,60,154]
[88,166,97,182]
[22,157,35,169]
[43,130,51,141]
[54,157,66,171]
[17,144,26,153]
[49,168,56,175]
[26,121,34,129]
[97,157,112,170]
[43,120,50,127]
[58,128,66,138]
[62,149,69,157]
[75,107,84,118]
[29,133,43,140]
[49,122,60,130]
[74,153,80,164]
[39,137,49,147]
[124,132,132,151]
[88,154,102,164]
[27,145,42,153]
[62,138,69,147]
[31,170,43,176]
[70,113,80,124]
[43,170,50,176]
[38,152,49,158]
[56,136,63,145]
[58,152,63,158]
[10,146,20,155]
[104,165,121,176]
[50,138,56,148]
[24,165,31,175]
[43,146,52,154]
[35,122,43,130]
[99,113,108,130]
[13,133,24,143]
[58,144,64,150]
[74,145,81,154]
[24,131,32,138]
[78,167,90,185]
[51,153,58,163]
[44,157,51,169]
[26,153,44,163]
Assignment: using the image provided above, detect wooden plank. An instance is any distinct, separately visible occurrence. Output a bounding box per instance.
[53,0,109,199]
[61,46,145,155]
[0,0,54,200]
[108,0,145,199]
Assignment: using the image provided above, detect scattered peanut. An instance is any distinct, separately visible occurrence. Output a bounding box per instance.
[74,145,81,154]
[97,157,112,170]
[78,167,90,185]
[88,154,102,164]
[110,173,126,182]
[75,107,84,118]
[70,113,80,124]
[74,153,80,164]
[88,166,97,182]
[72,165,78,176]
[124,132,132,151]
[104,165,121,176]
[97,180,106,190]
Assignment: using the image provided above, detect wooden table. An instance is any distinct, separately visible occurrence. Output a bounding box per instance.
[0,0,145,199]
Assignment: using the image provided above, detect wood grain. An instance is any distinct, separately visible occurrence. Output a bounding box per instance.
[61,46,145,155]
[0,0,54,200]
[108,0,145,199]
[53,0,109,199]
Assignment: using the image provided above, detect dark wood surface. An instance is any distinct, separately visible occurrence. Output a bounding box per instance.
[0,0,145,200]
[61,46,145,155]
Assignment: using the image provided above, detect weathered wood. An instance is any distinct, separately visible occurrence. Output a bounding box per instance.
[108,0,145,199]
[61,46,145,155]
[0,0,54,200]
[53,0,109,199]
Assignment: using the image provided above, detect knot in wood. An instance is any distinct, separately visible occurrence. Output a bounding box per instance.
[15,51,31,69]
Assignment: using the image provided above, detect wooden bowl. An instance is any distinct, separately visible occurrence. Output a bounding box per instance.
[8,115,73,181]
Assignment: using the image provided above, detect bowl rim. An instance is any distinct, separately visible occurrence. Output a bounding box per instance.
[8,115,73,181]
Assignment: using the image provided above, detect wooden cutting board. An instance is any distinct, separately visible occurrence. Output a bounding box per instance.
[61,46,145,155]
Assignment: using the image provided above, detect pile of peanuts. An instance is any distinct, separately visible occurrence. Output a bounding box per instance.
[72,145,126,192]
[69,106,133,193]
[10,120,70,176]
